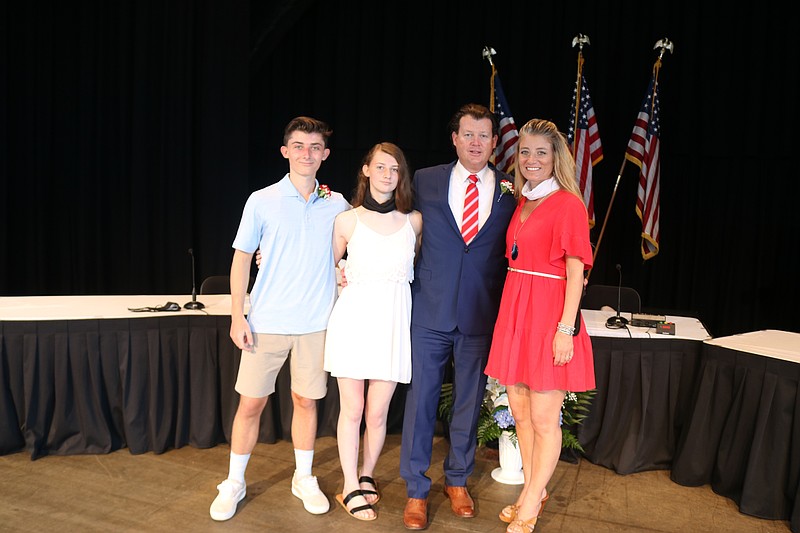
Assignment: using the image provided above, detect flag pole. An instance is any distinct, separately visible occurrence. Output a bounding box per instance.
[586,38,673,280]
[483,46,498,169]
[483,47,520,176]
[571,34,590,160]
[570,34,593,286]
[587,157,627,281]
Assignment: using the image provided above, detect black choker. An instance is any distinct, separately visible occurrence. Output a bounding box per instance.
[362,189,396,213]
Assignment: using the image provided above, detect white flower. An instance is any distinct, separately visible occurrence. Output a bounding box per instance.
[497,179,515,202]
[493,393,510,409]
[500,179,515,194]
[485,377,506,403]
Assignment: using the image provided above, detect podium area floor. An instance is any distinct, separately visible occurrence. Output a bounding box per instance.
[1,434,791,532]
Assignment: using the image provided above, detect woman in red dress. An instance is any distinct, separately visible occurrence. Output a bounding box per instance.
[484,118,595,533]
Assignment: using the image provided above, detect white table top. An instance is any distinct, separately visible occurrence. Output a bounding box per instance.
[581,309,711,341]
[704,330,800,364]
[1,296,710,342]
[0,294,248,321]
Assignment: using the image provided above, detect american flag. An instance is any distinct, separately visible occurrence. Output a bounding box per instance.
[492,74,519,174]
[566,76,603,227]
[625,74,661,260]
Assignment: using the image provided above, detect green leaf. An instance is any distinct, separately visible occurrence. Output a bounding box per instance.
[439,383,598,452]
[438,382,454,422]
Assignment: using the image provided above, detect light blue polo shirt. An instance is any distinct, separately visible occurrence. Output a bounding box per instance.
[232,174,350,334]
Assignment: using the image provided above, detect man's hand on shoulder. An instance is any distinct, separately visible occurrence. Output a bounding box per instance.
[337,259,348,288]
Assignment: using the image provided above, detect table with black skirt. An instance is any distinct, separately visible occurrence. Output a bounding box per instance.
[574,310,711,474]
[669,330,800,531]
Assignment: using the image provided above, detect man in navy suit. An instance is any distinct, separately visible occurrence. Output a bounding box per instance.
[400,103,517,530]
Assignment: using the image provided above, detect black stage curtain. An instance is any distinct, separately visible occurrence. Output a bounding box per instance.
[1,1,250,297]
[671,344,800,530]
[2,3,798,334]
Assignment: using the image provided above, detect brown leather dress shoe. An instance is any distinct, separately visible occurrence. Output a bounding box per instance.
[403,497,428,530]
[443,484,475,518]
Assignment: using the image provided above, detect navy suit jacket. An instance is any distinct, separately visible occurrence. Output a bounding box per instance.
[410,162,517,335]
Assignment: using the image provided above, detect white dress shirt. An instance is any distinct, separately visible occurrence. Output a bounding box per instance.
[448,161,496,233]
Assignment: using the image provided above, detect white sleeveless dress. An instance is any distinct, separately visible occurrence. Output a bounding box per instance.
[323,211,416,383]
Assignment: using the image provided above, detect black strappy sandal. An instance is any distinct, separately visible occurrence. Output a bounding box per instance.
[335,490,376,521]
[358,475,381,504]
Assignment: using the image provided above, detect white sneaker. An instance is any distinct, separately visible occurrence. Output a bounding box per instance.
[291,472,330,514]
[209,479,246,521]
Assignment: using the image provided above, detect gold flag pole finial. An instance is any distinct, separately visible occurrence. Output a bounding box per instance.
[651,38,674,80]
[483,46,497,113]
[653,38,674,61]
[571,33,590,51]
[482,46,496,66]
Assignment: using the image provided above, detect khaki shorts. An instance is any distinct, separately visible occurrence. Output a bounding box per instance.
[234,330,328,400]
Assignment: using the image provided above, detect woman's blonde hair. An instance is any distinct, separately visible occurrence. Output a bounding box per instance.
[512,118,583,203]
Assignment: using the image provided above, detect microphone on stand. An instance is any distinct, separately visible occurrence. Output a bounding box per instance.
[606,263,628,329]
[184,248,205,310]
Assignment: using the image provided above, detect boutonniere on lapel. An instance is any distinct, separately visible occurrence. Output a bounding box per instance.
[317,184,332,199]
[497,179,515,202]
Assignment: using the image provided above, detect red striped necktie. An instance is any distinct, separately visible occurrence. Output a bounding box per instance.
[461,174,479,244]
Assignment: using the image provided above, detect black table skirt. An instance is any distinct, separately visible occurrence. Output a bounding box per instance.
[578,336,703,474]
[670,344,800,531]
[0,316,399,459]
[2,317,702,468]
[13,315,794,530]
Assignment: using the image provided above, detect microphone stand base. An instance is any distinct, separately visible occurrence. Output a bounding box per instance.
[606,315,629,329]
[184,301,205,310]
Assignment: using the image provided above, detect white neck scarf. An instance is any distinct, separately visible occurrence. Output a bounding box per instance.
[521,177,560,201]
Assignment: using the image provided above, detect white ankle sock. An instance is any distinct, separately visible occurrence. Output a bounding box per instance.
[228,451,250,484]
[294,448,314,478]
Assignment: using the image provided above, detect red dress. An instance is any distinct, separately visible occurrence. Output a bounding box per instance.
[485,190,595,392]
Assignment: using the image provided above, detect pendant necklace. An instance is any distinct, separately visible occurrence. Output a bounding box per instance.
[511,199,539,260]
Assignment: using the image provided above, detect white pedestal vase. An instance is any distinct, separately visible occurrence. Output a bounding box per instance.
[491,430,524,485]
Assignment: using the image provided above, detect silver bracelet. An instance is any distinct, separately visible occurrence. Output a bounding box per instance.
[557,322,576,335]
